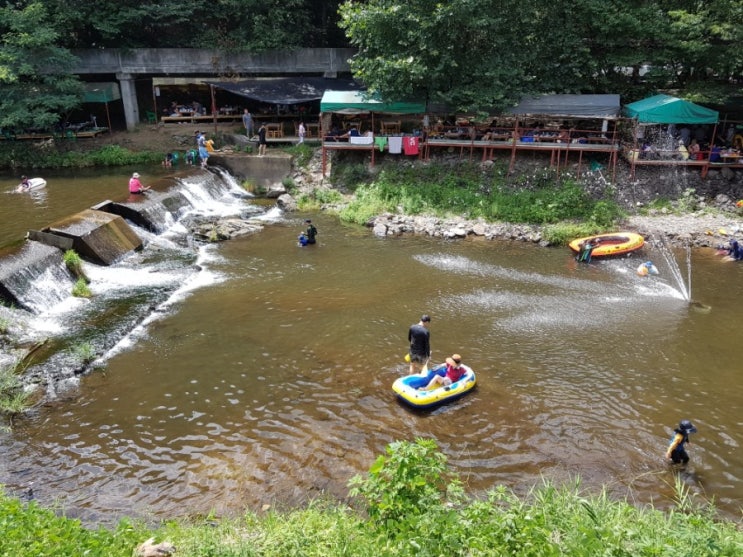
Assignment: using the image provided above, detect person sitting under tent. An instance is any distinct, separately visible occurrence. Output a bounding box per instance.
[677,139,690,161]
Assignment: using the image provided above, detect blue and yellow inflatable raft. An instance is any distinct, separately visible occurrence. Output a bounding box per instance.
[392,364,476,409]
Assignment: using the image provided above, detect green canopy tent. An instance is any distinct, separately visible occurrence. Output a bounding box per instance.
[82,82,121,133]
[320,90,426,114]
[319,90,426,175]
[623,94,718,124]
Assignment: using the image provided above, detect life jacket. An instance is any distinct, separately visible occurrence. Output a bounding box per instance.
[669,429,689,453]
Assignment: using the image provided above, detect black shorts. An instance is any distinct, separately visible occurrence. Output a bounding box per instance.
[410,353,427,363]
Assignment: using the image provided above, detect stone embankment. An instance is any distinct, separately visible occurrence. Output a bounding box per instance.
[366,208,743,250]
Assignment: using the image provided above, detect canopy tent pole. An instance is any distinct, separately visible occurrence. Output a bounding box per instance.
[509,118,519,173]
[371,112,376,167]
[105,102,112,134]
[210,85,218,134]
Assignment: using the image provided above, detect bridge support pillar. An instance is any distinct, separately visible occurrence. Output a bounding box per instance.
[116,73,139,131]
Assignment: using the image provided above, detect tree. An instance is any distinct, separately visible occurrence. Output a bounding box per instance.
[339,0,539,114]
[0,3,82,132]
[338,0,742,111]
[46,0,323,51]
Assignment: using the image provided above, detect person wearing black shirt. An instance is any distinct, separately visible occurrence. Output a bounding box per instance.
[407,314,431,374]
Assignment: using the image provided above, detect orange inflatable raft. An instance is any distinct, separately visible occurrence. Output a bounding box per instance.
[569,232,645,258]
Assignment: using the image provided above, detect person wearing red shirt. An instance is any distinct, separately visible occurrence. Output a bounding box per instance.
[421,354,465,390]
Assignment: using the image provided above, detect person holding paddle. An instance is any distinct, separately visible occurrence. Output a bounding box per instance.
[407,314,431,374]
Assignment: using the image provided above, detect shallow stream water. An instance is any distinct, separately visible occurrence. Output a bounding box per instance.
[1,167,742,526]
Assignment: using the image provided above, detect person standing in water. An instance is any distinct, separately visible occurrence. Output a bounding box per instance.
[666,419,697,465]
[304,219,318,245]
[407,314,431,374]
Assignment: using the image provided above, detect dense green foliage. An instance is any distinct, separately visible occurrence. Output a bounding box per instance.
[337,162,624,232]
[20,0,348,50]
[0,3,82,132]
[0,143,162,169]
[1,1,741,134]
[2,439,742,556]
[340,0,743,111]
[0,495,147,557]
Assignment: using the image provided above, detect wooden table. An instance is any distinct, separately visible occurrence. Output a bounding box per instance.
[266,123,284,138]
[381,120,401,134]
[720,153,742,163]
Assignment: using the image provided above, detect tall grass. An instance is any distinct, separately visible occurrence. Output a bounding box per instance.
[0,362,29,418]
[337,163,624,231]
[1,440,741,556]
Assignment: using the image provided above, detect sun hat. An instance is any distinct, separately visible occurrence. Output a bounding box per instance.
[446,354,462,366]
[679,420,697,433]
[132,172,140,178]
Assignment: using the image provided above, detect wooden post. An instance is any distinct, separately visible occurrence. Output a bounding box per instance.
[210,85,218,134]
[509,118,519,173]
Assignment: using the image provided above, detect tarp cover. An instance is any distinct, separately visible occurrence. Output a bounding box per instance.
[623,94,719,124]
[82,82,121,103]
[320,90,426,114]
[507,94,621,118]
[206,77,360,105]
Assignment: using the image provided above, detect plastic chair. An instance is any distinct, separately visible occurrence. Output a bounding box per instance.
[145,111,157,124]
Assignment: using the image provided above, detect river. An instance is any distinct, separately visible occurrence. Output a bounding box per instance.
[1,166,742,526]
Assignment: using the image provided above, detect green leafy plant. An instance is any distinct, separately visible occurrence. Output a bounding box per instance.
[70,341,95,364]
[62,249,90,283]
[0,363,29,417]
[241,178,257,193]
[282,176,297,192]
[348,438,465,533]
[71,277,92,298]
[284,143,315,167]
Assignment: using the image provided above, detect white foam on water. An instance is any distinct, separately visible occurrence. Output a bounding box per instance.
[252,206,284,222]
[97,244,226,362]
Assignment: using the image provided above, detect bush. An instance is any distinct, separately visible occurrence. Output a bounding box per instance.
[71,278,92,298]
[63,250,89,283]
[0,364,29,417]
[0,142,162,169]
[70,341,95,364]
[338,162,623,228]
[284,143,315,167]
[348,438,465,536]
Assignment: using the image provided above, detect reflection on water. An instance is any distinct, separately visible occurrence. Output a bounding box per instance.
[1,171,743,526]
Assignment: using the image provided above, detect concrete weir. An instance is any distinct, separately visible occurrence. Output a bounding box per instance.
[28,208,143,266]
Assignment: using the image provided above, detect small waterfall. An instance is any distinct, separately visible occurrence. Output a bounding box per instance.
[653,236,691,302]
[0,243,75,313]
[0,169,262,317]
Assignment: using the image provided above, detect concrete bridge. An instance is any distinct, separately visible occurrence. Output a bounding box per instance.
[72,48,356,130]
